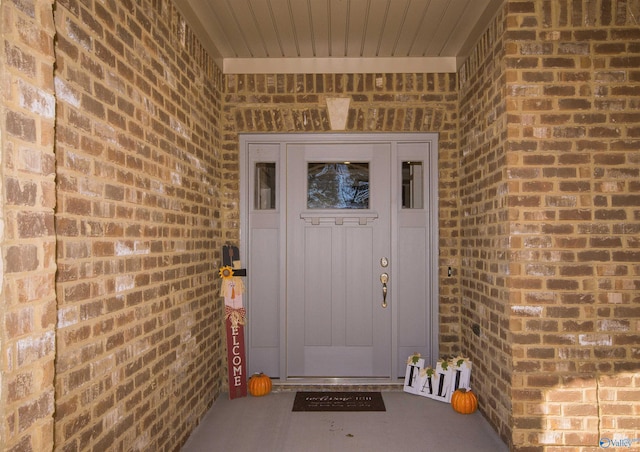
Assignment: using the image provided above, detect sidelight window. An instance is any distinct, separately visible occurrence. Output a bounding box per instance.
[402,161,424,209]
[254,162,276,210]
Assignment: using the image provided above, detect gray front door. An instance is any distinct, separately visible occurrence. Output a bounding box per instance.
[286,142,392,377]
[240,133,439,382]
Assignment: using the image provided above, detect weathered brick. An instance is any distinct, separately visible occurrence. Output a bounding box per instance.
[6,111,37,141]
[80,93,105,118]
[577,250,611,261]
[5,41,37,75]
[6,178,38,206]
[5,245,39,272]
[17,212,55,238]
[558,98,592,110]
[18,391,54,433]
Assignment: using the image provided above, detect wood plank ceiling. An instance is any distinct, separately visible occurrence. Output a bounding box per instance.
[176,0,505,73]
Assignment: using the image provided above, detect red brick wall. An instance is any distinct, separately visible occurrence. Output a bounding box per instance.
[460,1,640,450]
[223,73,463,356]
[1,1,57,450]
[53,1,225,450]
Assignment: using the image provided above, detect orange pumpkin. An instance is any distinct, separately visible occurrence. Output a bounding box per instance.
[451,388,478,414]
[248,372,272,397]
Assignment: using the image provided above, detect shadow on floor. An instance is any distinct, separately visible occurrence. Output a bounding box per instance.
[182,391,508,452]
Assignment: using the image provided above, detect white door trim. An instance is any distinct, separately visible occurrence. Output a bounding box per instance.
[240,133,439,382]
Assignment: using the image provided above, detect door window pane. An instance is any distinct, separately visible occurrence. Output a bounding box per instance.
[255,162,276,210]
[402,161,423,209]
[307,162,369,209]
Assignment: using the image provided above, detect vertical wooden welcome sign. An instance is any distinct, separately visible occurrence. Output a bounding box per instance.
[221,246,247,399]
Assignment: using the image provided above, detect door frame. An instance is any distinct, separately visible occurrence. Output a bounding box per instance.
[239,132,439,383]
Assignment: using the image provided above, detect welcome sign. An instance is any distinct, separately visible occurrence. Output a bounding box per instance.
[220,245,248,399]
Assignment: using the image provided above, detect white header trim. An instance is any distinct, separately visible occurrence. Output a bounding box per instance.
[223,57,458,74]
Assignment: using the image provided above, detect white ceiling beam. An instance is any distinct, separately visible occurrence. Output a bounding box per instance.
[223,56,458,74]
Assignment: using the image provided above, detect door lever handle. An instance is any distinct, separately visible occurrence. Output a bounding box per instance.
[380,273,389,308]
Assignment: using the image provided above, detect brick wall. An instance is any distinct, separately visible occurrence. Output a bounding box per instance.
[507,0,640,449]
[460,1,640,450]
[53,0,225,450]
[1,1,57,451]
[458,4,512,444]
[223,73,463,356]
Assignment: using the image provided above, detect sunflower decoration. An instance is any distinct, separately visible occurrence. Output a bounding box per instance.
[219,265,244,299]
[219,266,234,279]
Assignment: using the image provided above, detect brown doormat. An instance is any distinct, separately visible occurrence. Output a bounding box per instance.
[292,392,386,412]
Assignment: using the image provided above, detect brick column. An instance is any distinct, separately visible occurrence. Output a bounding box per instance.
[1,1,57,451]
[506,1,640,449]
[460,1,640,449]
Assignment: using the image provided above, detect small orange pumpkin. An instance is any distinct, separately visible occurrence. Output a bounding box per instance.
[248,372,272,397]
[451,388,478,414]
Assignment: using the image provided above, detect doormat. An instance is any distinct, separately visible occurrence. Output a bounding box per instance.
[292,392,386,412]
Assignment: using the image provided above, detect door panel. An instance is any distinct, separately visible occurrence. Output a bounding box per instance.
[398,228,427,343]
[303,227,332,345]
[345,227,373,347]
[250,228,280,346]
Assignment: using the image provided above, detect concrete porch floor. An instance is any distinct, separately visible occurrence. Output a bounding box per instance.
[182,390,509,452]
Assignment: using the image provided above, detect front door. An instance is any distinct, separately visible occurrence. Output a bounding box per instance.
[286,142,391,377]
[240,133,439,382]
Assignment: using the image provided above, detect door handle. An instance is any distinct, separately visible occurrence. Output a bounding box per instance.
[380,273,389,308]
